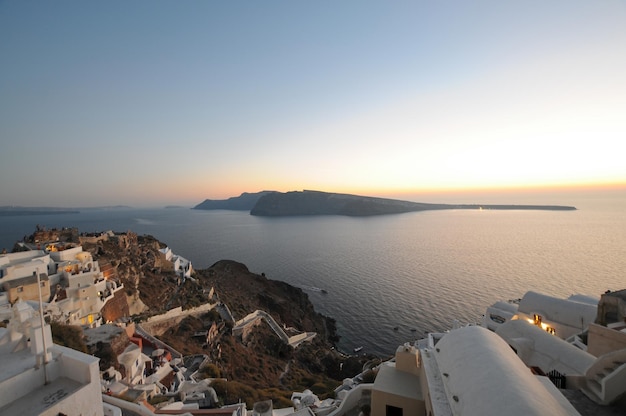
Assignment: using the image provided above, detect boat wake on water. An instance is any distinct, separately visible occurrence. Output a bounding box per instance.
[296,285,328,294]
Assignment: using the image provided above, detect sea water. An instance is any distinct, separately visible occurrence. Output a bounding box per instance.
[1,194,624,356]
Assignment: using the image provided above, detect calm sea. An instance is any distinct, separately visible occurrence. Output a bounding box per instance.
[1,194,624,357]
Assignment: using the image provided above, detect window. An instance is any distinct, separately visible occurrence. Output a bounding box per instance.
[17,286,23,293]
[386,405,403,416]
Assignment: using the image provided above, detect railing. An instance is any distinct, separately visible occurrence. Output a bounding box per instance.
[326,383,373,416]
[547,369,566,389]
[233,309,315,347]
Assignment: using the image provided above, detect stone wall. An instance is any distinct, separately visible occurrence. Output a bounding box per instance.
[141,303,216,336]
[233,316,263,341]
[112,232,137,250]
[79,233,110,245]
[154,252,174,272]
[588,323,626,357]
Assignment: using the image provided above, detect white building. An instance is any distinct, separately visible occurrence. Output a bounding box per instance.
[0,250,52,280]
[325,325,581,416]
[117,343,153,385]
[371,343,423,416]
[421,325,580,416]
[0,301,104,416]
[0,244,124,328]
[483,291,598,339]
[495,318,626,406]
[159,246,193,281]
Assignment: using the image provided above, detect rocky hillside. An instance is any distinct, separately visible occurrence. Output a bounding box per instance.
[157,260,369,401]
[19,227,371,405]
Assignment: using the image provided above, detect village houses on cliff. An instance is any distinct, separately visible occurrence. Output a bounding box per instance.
[0,228,193,328]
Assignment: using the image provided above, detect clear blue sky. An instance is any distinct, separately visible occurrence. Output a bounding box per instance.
[1,1,625,207]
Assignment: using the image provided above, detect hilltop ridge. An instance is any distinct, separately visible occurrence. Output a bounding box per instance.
[250,190,448,216]
[193,191,276,211]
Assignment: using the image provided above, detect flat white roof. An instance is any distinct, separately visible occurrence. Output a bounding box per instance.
[420,349,452,416]
[0,340,99,415]
[374,363,422,400]
[0,250,47,267]
[496,319,595,375]
[0,376,82,416]
[0,335,38,382]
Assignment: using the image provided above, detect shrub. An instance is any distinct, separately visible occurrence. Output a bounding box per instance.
[310,382,329,396]
[204,309,221,322]
[50,321,88,353]
[211,380,260,408]
[362,369,377,383]
[148,395,171,406]
[199,363,221,379]
[96,343,118,371]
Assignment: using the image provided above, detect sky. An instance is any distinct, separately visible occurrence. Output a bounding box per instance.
[1,1,625,208]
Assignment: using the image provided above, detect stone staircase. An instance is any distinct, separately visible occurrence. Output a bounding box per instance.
[583,350,626,405]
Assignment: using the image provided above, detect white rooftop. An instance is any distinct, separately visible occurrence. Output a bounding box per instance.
[374,363,422,400]
[518,291,598,330]
[433,325,580,416]
[0,376,82,416]
[496,319,596,375]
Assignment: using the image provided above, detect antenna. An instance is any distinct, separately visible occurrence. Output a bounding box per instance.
[35,271,49,385]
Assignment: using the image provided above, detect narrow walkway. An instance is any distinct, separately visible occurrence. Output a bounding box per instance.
[215,303,235,323]
[233,310,316,348]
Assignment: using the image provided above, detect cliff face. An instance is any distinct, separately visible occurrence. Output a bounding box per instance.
[145,259,367,401]
[81,233,178,314]
[196,260,336,337]
[100,289,130,322]
[250,190,446,216]
[193,191,276,211]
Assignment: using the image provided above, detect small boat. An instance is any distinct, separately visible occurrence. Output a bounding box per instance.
[321,289,328,294]
[353,346,363,353]
[393,326,399,331]
[410,328,417,332]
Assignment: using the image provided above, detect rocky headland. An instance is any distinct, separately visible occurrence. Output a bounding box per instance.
[194,190,577,217]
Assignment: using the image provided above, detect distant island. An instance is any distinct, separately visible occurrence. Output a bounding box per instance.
[0,205,137,216]
[0,206,80,216]
[194,190,577,217]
